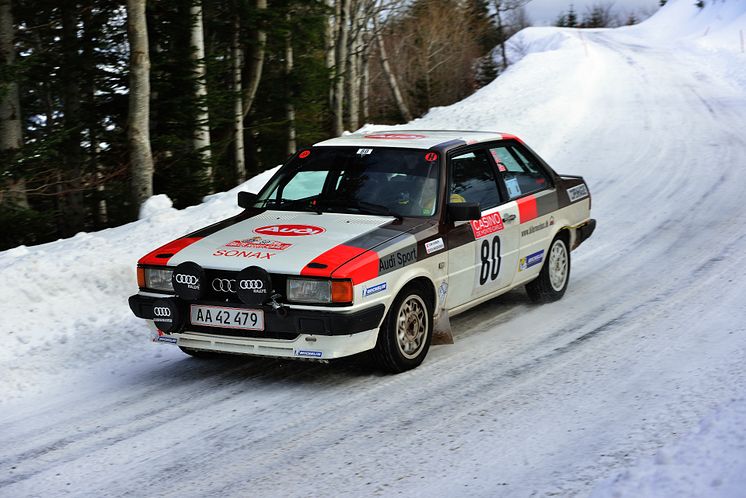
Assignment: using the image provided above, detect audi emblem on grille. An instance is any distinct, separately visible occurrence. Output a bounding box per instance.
[175,274,199,285]
[153,307,172,317]
[212,278,237,293]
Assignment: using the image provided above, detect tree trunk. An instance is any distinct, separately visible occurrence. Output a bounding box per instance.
[232,8,246,183]
[361,31,370,123]
[346,1,360,131]
[61,2,86,234]
[374,18,412,122]
[0,0,27,208]
[325,0,338,120]
[127,0,154,212]
[285,12,296,156]
[190,0,212,186]
[332,0,351,135]
[242,0,267,120]
[82,6,107,226]
[495,2,508,70]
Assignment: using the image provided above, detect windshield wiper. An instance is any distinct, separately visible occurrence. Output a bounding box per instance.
[319,199,402,220]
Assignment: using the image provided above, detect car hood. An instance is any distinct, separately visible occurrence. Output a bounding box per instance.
[165,210,406,274]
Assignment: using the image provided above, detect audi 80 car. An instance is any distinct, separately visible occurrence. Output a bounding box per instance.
[129,130,596,372]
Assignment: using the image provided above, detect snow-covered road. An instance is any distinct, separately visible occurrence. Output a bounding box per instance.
[2,2,746,496]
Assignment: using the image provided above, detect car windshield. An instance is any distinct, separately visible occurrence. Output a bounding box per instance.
[255,147,440,218]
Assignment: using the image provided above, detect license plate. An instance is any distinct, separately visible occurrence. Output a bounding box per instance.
[190,305,264,331]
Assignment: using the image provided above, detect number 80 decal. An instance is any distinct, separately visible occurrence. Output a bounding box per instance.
[479,235,501,285]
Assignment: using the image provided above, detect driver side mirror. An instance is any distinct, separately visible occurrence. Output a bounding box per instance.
[448,202,481,222]
[238,191,258,209]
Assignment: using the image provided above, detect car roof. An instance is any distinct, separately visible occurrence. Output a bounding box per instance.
[313,130,517,151]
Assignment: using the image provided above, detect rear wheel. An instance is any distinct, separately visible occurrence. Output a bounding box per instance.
[526,234,571,303]
[372,282,434,373]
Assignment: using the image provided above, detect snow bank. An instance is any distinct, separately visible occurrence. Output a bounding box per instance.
[592,398,746,497]
[0,166,278,398]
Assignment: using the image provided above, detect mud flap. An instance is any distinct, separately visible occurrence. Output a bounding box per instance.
[431,309,454,345]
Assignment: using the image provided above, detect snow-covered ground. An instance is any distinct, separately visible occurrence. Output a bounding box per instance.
[2,0,746,495]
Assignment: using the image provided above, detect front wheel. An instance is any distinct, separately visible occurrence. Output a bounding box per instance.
[526,235,571,303]
[372,283,434,373]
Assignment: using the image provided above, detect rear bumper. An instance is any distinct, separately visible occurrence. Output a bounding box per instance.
[574,218,596,248]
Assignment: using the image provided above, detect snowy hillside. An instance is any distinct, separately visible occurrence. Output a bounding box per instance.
[2,0,746,496]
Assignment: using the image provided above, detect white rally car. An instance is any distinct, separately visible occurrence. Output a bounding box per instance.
[129,131,595,372]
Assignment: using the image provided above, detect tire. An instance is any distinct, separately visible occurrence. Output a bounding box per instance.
[525,234,571,303]
[179,346,224,359]
[372,282,434,373]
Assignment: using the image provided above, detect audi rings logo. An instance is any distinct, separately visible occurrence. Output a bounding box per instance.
[175,274,199,285]
[153,307,172,317]
[239,279,264,291]
[212,278,236,293]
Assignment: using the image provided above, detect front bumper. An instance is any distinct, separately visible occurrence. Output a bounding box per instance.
[130,293,385,358]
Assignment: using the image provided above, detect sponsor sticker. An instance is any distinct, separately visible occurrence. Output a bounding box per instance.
[254,224,325,236]
[224,236,292,251]
[505,177,521,198]
[152,330,177,344]
[296,350,323,358]
[299,150,311,159]
[567,184,589,202]
[363,282,387,297]
[470,212,504,238]
[357,148,373,156]
[519,250,544,271]
[425,238,445,254]
[425,152,438,162]
[213,249,274,259]
[521,220,550,237]
[379,245,417,275]
[364,133,427,140]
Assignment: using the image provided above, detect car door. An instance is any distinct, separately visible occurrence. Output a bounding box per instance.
[489,143,558,282]
[445,148,521,309]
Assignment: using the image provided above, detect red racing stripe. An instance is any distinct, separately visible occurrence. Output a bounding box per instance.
[517,195,538,223]
[301,245,368,278]
[138,237,202,266]
[333,250,379,285]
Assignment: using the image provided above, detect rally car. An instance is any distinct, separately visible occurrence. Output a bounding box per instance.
[129,130,595,372]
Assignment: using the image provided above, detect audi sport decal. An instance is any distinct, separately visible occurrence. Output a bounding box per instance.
[363,133,427,140]
[379,245,417,275]
[470,212,504,238]
[224,236,292,251]
[567,184,589,202]
[254,224,325,236]
[212,249,274,259]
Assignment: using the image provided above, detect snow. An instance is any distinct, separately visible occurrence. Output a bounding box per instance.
[2,0,746,495]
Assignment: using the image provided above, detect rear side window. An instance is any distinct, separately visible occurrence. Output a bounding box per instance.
[449,150,501,210]
[490,146,550,200]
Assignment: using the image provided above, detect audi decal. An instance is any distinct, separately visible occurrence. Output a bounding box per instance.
[212,278,237,293]
[175,274,199,285]
[254,224,325,236]
[153,307,172,317]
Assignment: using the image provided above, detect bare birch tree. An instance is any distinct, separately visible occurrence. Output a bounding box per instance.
[285,12,296,155]
[0,0,27,208]
[373,14,411,122]
[331,0,351,135]
[190,0,212,184]
[127,0,154,211]
[232,7,246,182]
[242,0,267,119]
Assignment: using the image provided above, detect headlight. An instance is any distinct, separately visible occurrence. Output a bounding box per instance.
[141,267,174,292]
[286,278,353,304]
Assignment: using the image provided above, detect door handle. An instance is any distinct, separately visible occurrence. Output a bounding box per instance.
[503,213,516,222]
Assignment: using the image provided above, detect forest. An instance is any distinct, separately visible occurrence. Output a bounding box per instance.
[0,0,654,250]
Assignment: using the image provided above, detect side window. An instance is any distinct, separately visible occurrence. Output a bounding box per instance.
[490,146,550,200]
[449,149,501,210]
